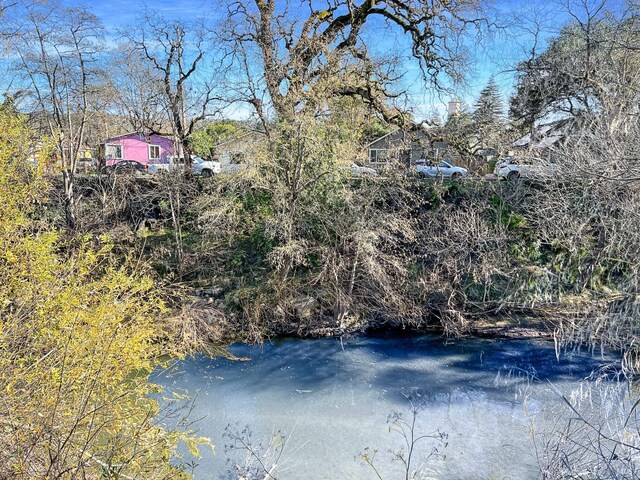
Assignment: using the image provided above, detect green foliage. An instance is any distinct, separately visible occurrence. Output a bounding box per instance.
[489,193,525,230]
[188,120,244,159]
[361,119,394,144]
[473,77,504,125]
[210,186,275,275]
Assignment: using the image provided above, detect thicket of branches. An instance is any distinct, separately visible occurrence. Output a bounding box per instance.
[1,0,640,477]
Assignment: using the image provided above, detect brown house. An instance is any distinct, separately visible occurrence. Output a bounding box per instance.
[365,128,455,167]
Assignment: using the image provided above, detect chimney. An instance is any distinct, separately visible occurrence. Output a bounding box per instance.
[447,98,461,118]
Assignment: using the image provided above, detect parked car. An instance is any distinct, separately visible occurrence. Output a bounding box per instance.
[350,162,377,178]
[148,156,221,177]
[415,159,468,179]
[494,156,556,180]
[107,160,147,175]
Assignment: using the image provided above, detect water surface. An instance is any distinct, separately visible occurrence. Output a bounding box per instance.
[155,335,620,479]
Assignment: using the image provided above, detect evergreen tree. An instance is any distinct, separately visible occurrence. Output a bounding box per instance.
[473,78,504,126]
[466,78,506,155]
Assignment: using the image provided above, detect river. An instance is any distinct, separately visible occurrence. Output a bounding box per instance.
[154,334,629,479]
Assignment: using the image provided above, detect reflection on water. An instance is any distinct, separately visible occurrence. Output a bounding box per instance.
[153,335,624,479]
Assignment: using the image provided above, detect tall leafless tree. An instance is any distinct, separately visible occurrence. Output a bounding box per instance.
[226,0,486,127]
[121,12,229,164]
[6,0,104,229]
[0,1,16,22]
[108,45,169,135]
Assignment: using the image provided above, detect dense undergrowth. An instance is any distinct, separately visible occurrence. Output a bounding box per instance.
[56,120,640,377]
[4,104,639,480]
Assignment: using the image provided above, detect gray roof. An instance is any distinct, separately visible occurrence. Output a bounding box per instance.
[512,119,574,150]
[367,128,430,148]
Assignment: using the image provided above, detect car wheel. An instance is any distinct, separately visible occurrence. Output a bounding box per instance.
[451,172,461,181]
[507,171,520,181]
[201,169,213,178]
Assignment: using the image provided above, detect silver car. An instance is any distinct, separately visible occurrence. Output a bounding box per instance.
[350,162,378,177]
[415,160,468,179]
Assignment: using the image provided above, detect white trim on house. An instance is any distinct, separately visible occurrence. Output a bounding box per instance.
[105,143,123,159]
[365,128,401,147]
[368,148,389,163]
[148,144,161,160]
[104,132,148,141]
[104,132,171,141]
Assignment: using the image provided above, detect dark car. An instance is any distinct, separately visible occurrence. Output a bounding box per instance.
[106,160,147,175]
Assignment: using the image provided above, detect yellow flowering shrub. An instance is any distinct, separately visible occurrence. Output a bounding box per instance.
[0,104,208,478]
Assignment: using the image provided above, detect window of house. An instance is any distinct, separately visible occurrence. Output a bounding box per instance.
[105,144,122,159]
[369,149,388,163]
[148,145,161,160]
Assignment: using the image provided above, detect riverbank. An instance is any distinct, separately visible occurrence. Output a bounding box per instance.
[180,290,555,347]
[44,171,638,371]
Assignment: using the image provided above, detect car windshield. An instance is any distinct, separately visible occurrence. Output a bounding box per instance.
[439,161,452,168]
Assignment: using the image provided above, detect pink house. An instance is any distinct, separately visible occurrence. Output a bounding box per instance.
[102,133,175,167]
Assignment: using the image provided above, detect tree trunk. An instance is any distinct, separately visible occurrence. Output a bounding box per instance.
[62,169,77,230]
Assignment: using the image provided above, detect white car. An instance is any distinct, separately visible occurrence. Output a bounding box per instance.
[494,156,556,181]
[415,160,468,179]
[350,162,377,178]
[148,156,221,177]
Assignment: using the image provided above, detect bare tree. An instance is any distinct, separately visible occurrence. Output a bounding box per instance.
[219,0,488,248]
[509,1,640,128]
[108,45,169,135]
[226,0,486,127]
[0,1,16,23]
[121,12,229,164]
[180,1,493,333]
[7,0,105,229]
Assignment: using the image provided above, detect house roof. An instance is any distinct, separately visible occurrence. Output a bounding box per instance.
[365,128,401,147]
[103,132,173,143]
[512,119,574,150]
[366,128,430,148]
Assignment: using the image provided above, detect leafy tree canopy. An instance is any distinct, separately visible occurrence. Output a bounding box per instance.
[188,120,245,159]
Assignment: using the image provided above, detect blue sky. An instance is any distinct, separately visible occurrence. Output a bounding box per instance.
[92,0,557,112]
[10,0,629,121]
[90,0,213,27]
